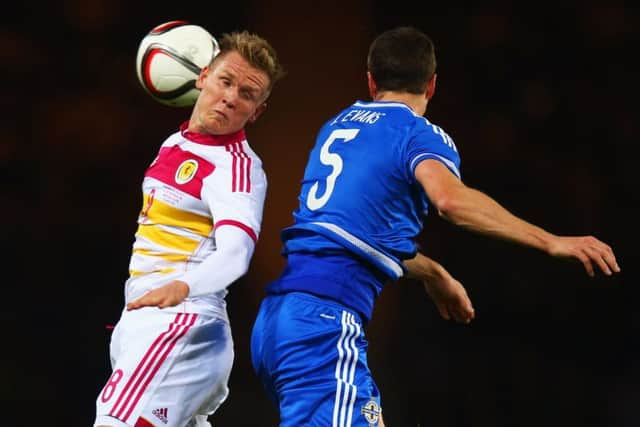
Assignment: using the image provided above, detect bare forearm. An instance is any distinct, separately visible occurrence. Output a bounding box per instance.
[438,186,556,254]
[416,159,619,277]
[416,159,555,254]
[403,252,447,281]
[403,252,475,324]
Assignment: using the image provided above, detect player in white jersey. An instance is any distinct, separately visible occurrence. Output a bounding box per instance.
[94,30,285,427]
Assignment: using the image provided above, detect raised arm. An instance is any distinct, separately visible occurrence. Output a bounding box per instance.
[415,159,620,277]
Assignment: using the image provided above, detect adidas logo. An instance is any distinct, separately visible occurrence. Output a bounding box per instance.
[152,407,168,424]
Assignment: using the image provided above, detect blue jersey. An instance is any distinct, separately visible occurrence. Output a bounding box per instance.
[267,100,461,321]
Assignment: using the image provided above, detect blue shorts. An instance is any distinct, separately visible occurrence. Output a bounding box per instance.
[251,292,382,427]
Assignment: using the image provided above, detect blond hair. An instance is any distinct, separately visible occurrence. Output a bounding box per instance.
[212,30,286,96]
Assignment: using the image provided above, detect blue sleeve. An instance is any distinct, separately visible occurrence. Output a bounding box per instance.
[405,120,461,182]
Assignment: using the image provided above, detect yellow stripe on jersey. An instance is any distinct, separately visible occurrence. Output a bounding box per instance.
[143,195,213,237]
[136,224,201,253]
[133,248,191,263]
[129,267,176,277]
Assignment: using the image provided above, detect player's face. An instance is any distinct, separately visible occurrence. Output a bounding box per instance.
[191,51,270,135]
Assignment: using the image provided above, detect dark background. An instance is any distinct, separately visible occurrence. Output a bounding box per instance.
[2,1,637,426]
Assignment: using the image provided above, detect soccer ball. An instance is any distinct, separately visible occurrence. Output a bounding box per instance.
[136,21,220,107]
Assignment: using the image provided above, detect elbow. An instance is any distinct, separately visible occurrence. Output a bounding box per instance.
[432,194,458,221]
[433,195,471,227]
[232,246,253,279]
[237,261,250,278]
[222,259,250,287]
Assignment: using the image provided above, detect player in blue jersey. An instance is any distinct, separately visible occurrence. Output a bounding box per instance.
[250,26,620,427]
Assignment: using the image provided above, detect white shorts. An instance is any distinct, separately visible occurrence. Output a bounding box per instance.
[94,306,233,427]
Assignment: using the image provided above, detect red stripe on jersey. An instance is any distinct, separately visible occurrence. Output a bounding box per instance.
[146,145,215,199]
[226,144,237,192]
[246,156,252,192]
[225,142,251,193]
[237,143,245,192]
[215,219,258,243]
[238,142,251,192]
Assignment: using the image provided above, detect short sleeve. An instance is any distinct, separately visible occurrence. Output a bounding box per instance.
[405,120,461,181]
[202,159,267,243]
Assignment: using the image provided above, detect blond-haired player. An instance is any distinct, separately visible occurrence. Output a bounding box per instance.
[94,28,285,427]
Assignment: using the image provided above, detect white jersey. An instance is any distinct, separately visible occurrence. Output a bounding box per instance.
[94,123,261,427]
[125,122,266,317]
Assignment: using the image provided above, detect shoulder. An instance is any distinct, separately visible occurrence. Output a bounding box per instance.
[235,140,266,185]
[202,139,266,195]
[159,130,184,148]
[412,117,458,153]
[239,140,264,166]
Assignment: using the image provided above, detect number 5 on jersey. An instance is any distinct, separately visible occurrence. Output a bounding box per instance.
[306,129,360,210]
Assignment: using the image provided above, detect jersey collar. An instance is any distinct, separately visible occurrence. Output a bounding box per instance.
[354,100,413,112]
[179,121,246,146]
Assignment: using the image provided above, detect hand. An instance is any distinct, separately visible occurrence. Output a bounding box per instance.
[423,271,475,324]
[404,252,475,324]
[126,280,190,310]
[547,235,620,277]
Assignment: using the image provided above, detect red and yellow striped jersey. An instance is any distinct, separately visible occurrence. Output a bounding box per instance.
[124,122,266,315]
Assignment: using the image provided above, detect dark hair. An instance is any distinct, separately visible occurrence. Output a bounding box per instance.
[367,26,436,95]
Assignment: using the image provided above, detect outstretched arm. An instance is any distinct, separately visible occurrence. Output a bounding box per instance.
[415,159,620,277]
[404,252,475,324]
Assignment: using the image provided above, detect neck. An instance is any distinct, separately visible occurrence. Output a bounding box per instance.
[374,91,428,116]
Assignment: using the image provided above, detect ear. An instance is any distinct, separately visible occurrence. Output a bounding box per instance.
[367,72,377,99]
[248,102,267,123]
[425,73,437,100]
[196,66,209,90]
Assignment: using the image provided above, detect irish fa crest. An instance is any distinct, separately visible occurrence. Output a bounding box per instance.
[361,398,381,426]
